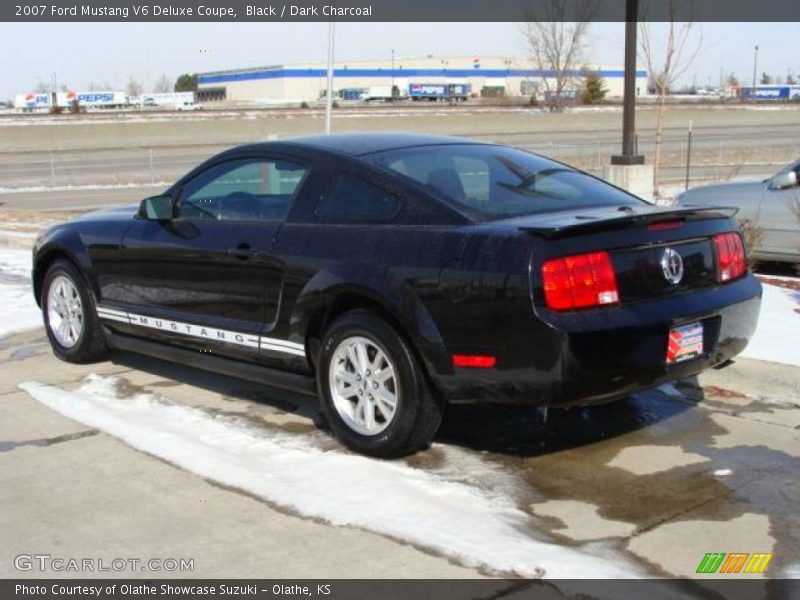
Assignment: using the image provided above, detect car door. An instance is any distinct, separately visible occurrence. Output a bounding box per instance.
[757,162,800,259]
[267,168,406,367]
[102,155,309,363]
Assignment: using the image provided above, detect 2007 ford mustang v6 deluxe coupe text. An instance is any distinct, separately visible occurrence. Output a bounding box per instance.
[32,134,761,457]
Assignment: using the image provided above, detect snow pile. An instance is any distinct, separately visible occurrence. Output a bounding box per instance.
[741,283,800,366]
[780,563,800,579]
[0,182,170,194]
[0,249,41,338]
[20,374,641,580]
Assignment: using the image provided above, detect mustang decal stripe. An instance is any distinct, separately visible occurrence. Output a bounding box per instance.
[96,314,130,324]
[259,336,304,350]
[96,307,131,324]
[96,305,305,356]
[96,307,128,316]
[260,341,306,356]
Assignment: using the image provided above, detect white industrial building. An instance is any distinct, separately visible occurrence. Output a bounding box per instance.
[196,56,648,104]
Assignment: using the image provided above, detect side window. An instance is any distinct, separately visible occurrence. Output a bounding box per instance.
[177,158,308,221]
[316,174,399,222]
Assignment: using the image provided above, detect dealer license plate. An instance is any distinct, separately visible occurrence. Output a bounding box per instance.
[667,322,704,364]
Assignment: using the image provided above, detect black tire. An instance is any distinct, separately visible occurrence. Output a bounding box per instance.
[41,259,109,364]
[317,309,444,458]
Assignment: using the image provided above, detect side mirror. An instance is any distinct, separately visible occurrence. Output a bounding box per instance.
[769,170,798,190]
[139,195,174,220]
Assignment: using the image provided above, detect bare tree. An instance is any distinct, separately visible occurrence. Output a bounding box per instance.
[32,80,50,93]
[520,0,598,112]
[153,73,172,93]
[639,0,702,198]
[126,77,143,98]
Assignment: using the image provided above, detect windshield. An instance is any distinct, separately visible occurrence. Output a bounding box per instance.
[365,144,643,220]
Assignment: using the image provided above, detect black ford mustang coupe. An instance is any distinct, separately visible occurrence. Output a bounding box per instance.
[33,134,761,457]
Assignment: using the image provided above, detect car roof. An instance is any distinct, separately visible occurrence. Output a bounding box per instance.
[240,133,487,157]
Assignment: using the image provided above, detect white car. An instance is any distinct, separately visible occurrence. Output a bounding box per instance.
[678,160,800,264]
[176,100,200,111]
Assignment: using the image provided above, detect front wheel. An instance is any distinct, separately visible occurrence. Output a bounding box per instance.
[318,310,443,458]
[41,259,109,363]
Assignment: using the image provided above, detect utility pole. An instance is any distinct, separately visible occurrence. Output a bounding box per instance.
[611,0,644,165]
[324,19,335,134]
[751,45,759,90]
[605,0,653,202]
[391,48,395,100]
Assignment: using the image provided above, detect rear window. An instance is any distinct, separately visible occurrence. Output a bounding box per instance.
[365,144,642,220]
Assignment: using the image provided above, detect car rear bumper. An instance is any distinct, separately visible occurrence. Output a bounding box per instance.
[434,274,762,405]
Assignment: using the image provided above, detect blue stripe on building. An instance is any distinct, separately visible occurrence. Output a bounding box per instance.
[198,68,648,85]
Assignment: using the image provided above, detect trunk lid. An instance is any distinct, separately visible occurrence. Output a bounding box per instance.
[513,204,740,305]
[611,237,717,302]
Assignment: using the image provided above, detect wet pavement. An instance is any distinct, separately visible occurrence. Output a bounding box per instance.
[1,328,798,584]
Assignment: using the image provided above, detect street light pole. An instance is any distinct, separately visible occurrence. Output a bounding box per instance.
[391,48,395,101]
[752,45,759,90]
[611,0,644,165]
[324,19,335,134]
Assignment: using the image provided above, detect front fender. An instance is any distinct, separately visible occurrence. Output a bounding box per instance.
[32,226,97,305]
[32,213,130,305]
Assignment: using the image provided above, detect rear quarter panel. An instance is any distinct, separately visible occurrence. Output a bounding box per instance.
[275,222,539,383]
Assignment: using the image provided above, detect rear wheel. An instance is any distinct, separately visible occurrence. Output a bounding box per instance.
[41,259,108,363]
[318,310,443,458]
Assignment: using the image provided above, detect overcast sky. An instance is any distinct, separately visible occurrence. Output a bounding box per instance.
[0,22,797,99]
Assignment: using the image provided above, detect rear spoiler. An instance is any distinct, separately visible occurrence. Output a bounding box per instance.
[518,205,739,240]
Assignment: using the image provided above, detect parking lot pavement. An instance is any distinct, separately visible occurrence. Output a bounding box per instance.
[2,327,798,582]
[0,330,484,580]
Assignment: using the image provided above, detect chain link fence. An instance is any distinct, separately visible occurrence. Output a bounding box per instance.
[0,132,797,193]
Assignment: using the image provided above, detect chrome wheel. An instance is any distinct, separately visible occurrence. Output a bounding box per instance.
[329,335,399,436]
[47,274,84,349]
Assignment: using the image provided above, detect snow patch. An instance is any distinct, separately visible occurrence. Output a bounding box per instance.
[741,283,800,366]
[20,374,643,580]
[713,469,733,476]
[0,106,543,128]
[780,563,800,579]
[0,182,170,194]
[0,249,41,338]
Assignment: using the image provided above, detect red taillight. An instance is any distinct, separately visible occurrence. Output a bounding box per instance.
[452,354,497,368]
[542,251,619,311]
[713,232,747,283]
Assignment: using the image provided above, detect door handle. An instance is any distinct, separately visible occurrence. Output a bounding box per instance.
[227,242,259,260]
